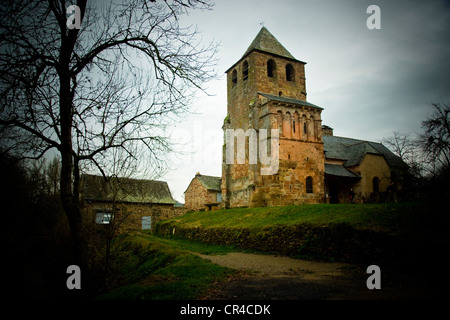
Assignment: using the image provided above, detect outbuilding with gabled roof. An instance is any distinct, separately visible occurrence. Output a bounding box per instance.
[184,172,222,211]
[81,174,185,233]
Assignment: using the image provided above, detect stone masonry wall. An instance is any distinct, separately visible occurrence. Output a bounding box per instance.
[184,177,219,211]
[223,49,324,207]
[83,201,186,233]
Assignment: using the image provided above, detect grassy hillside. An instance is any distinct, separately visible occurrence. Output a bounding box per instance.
[96,232,234,300]
[159,201,438,240]
[98,201,445,299]
[156,201,444,264]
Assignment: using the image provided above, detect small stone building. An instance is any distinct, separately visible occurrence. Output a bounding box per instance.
[81,174,186,233]
[184,173,222,211]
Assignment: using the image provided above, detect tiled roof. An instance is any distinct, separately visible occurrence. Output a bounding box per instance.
[325,163,361,178]
[225,27,305,73]
[81,174,176,204]
[196,174,221,191]
[323,135,406,168]
[242,27,297,60]
[258,92,323,109]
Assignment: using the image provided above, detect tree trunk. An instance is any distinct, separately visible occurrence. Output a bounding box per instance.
[59,30,84,266]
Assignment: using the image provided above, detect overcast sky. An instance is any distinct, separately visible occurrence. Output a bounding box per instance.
[160,0,450,202]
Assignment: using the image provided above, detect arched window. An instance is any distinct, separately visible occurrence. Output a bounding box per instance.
[306,176,313,193]
[231,69,237,86]
[242,60,249,80]
[267,59,276,78]
[286,64,295,81]
[372,177,380,193]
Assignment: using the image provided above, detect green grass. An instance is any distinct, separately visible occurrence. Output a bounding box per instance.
[98,200,443,299]
[158,201,436,239]
[96,232,234,300]
[139,232,241,255]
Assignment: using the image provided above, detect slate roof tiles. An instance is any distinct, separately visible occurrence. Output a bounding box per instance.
[81,174,176,204]
[323,135,406,168]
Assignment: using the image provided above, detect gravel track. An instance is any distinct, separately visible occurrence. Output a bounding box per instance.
[196,252,428,300]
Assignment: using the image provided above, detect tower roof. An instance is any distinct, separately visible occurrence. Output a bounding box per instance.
[226,27,304,73]
[242,27,296,60]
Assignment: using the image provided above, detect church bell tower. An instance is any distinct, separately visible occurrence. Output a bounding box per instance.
[222,27,325,208]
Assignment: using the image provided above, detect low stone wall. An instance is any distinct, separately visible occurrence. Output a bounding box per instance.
[155,222,410,266]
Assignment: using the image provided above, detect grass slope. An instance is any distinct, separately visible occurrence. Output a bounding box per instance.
[96,232,234,300]
[156,201,446,264]
[159,201,437,240]
[98,201,444,299]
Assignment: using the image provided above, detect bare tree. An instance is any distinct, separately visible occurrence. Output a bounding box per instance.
[382,131,414,163]
[0,0,218,267]
[382,130,425,178]
[418,102,450,176]
[88,147,148,281]
[46,156,61,197]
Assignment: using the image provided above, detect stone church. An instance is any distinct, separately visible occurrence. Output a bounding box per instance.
[219,27,406,208]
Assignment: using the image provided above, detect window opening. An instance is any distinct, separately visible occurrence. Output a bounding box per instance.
[373,177,380,193]
[286,64,295,81]
[267,59,276,78]
[306,176,313,193]
[96,212,112,224]
[232,69,237,86]
[243,61,249,80]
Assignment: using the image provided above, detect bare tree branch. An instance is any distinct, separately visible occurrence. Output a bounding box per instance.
[419,102,450,174]
[0,0,218,269]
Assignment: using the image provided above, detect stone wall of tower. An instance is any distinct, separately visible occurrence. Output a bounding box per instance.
[252,51,307,100]
[226,51,307,130]
[252,99,325,206]
[223,52,258,208]
[222,45,324,208]
[226,55,256,131]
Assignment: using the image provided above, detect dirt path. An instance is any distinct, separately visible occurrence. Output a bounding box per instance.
[198,252,350,279]
[196,252,425,300]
